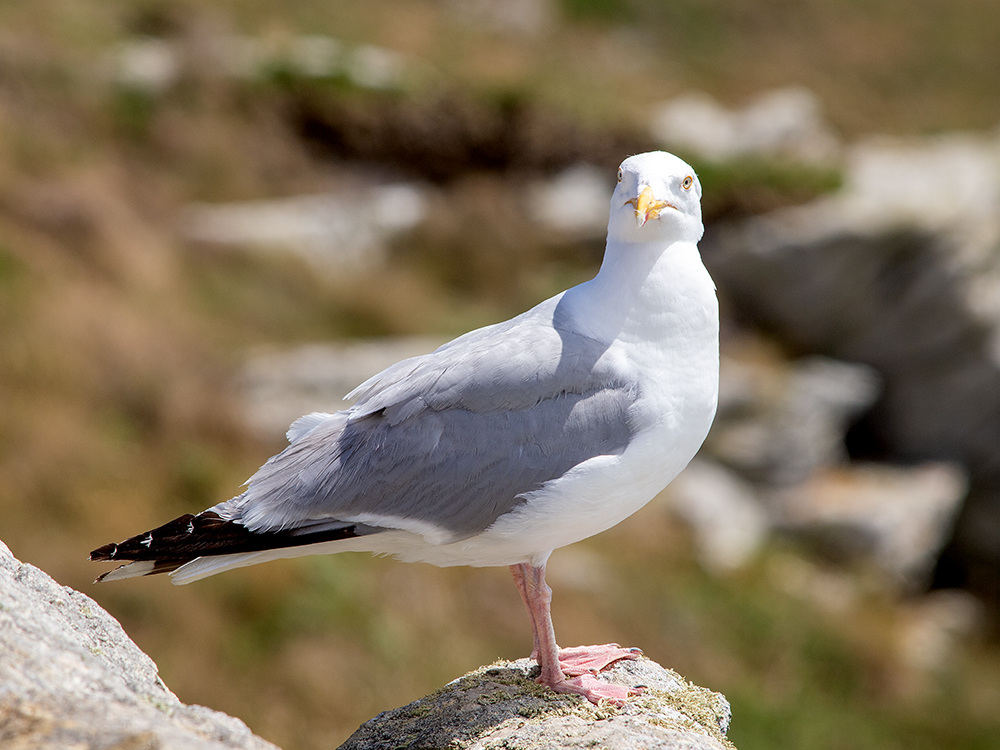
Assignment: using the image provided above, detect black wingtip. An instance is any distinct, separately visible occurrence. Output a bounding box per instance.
[90,509,363,578]
[90,513,204,563]
[90,542,119,562]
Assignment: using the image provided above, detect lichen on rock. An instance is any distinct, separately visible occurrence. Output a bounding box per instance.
[338,657,734,750]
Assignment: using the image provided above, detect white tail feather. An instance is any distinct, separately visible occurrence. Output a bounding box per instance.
[168,536,378,584]
[97,561,157,582]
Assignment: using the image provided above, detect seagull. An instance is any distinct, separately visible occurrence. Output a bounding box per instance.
[91,151,719,705]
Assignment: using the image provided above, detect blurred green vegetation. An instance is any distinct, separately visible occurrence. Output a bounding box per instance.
[1,2,999,750]
[693,157,845,220]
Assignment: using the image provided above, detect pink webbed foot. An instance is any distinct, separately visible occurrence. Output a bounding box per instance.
[509,563,644,706]
[557,643,642,677]
[541,672,642,705]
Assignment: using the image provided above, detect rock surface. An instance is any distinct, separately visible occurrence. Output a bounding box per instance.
[338,658,733,750]
[0,539,278,750]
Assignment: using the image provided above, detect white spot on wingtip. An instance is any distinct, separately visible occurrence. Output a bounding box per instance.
[187,521,195,534]
[140,533,153,548]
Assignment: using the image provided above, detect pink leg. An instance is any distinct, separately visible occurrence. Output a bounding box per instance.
[509,563,541,659]
[511,561,642,705]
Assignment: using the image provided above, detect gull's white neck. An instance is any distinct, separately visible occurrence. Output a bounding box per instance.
[562,237,718,348]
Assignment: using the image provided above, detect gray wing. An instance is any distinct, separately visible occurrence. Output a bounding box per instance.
[231,298,641,540]
[346,298,609,420]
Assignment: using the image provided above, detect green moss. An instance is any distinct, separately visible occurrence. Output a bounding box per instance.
[634,677,735,748]
[561,0,635,23]
[692,156,844,220]
[139,693,173,714]
[400,703,433,719]
[0,246,24,284]
[110,86,159,141]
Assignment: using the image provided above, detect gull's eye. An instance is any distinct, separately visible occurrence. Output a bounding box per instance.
[682,175,693,190]
[617,168,623,183]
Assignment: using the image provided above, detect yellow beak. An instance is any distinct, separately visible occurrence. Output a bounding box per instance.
[626,186,675,226]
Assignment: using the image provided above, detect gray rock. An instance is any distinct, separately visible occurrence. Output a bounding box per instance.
[669,397,965,585]
[180,183,427,270]
[700,131,1000,594]
[344,45,409,91]
[798,134,1000,238]
[240,337,445,438]
[771,462,968,585]
[179,31,411,89]
[109,37,180,92]
[0,539,278,750]
[447,0,554,36]
[710,355,881,486]
[668,459,769,573]
[896,589,984,673]
[651,88,841,164]
[526,163,615,237]
[338,658,733,750]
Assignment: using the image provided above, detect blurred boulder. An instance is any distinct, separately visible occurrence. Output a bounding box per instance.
[112,31,412,91]
[343,45,409,91]
[240,338,445,438]
[795,133,1000,236]
[285,35,343,79]
[448,0,554,36]
[338,658,733,750]
[526,162,613,238]
[652,87,841,164]
[108,37,180,92]
[700,128,1000,599]
[711,354,880,485]
[771,463,967,586]
[180,183,427,270]
[0,540,278,750]
[766,553,859,614]
[669,459,769,573]
[670,446,965,589]
[897,589,984,674]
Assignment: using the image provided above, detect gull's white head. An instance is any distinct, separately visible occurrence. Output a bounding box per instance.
[608,151,703,245]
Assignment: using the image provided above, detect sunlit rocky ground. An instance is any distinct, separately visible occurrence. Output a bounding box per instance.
[2,2,1000,749]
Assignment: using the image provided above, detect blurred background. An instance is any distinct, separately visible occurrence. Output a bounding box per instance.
[2,1,1000,748]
